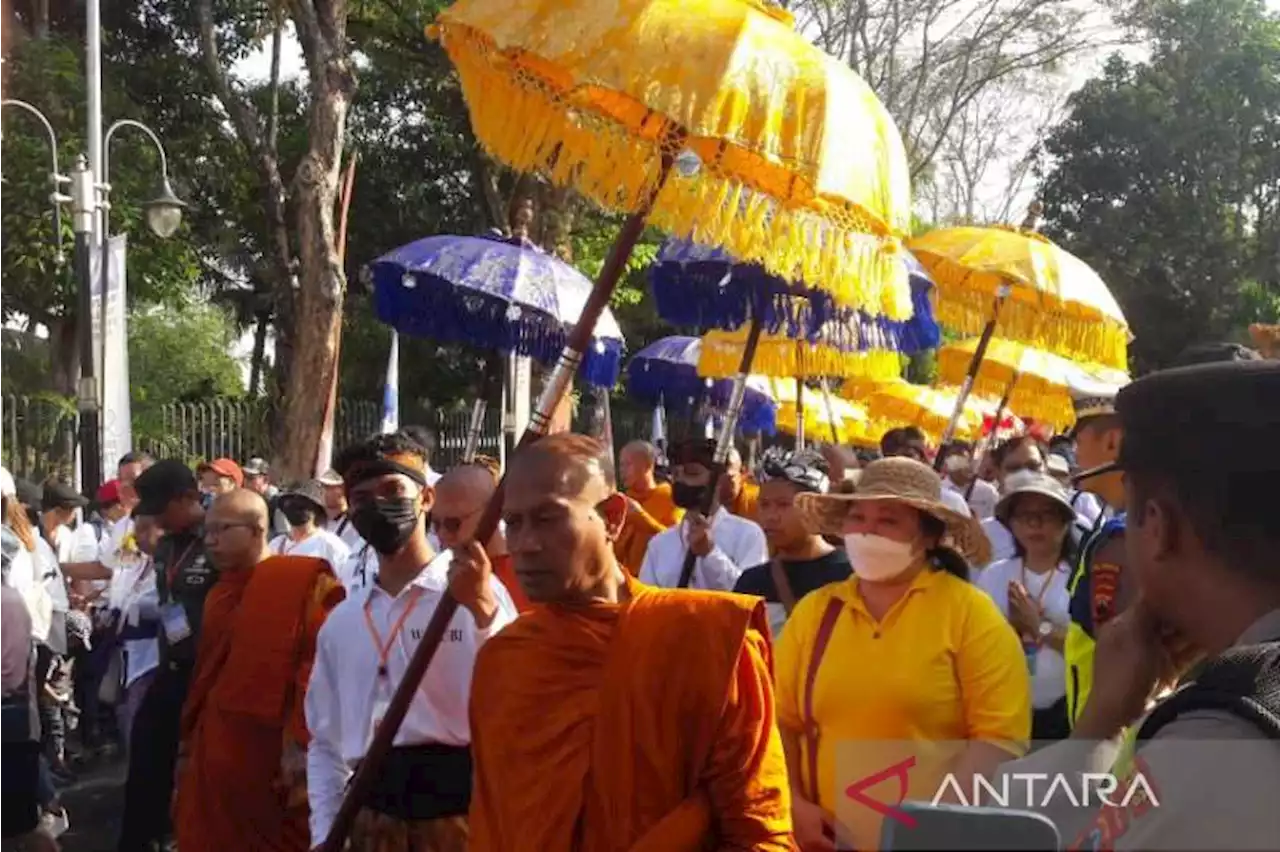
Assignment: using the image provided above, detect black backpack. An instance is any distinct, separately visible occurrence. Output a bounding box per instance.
[1137,640,1280,741]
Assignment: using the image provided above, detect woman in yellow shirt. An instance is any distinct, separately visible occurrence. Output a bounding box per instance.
[776,457,1031,851]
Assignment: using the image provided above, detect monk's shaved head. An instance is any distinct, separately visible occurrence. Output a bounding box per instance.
[618,440,658,493]
[434,464,499,550]
[211,488,270,525]
[510,433,616,501]
[205,488,270,571]
[620,440,656,465]
[504,433,627,604]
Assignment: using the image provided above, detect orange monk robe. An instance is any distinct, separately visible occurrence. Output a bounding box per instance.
[613,502,665,577]
[468,576,795,851]
[491,552,532,613]
[176,556,345,852]
[727,480,760,521]
[631,481,683,528]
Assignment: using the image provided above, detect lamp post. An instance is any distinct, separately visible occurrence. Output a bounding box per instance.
[0,100,185,493]
[95,121,188,482]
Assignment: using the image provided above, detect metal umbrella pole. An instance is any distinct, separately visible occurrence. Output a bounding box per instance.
[819,377,843,444]
[676,311,765,589]
[319,137,682,852]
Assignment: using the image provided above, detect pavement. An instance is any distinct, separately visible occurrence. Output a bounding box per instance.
[54,755,127,852]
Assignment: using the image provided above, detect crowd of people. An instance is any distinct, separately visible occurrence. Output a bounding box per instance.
[1,348,1277,852]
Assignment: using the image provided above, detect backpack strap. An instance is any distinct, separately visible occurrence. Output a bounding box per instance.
[801,598,844,803]
[769,559,798,616]
[1137,641,1280,742]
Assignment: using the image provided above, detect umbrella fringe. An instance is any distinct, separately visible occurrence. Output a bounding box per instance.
[625,361,778,435]
[371,264,624,389]
[697,340,903,381]
[438,24,914,321]
[925,262,1129,369]
[649,264,941,353]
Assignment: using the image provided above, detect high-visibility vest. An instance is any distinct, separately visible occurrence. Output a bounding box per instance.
[1066,515,1128,727]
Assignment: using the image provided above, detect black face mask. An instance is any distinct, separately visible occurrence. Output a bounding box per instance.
[350,497,421,555]
[671,481,709,511]
[282,505,314,528]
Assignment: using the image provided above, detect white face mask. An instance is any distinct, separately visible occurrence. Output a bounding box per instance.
[844,533,917,582]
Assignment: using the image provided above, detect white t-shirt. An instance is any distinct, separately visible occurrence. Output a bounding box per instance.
[980,517,1017,567]
[977,557,1071,709]
[270,527,352,575]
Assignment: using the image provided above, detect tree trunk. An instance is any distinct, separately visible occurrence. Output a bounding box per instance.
[274,3,355,482]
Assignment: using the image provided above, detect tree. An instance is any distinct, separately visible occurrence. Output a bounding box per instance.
[1036,0,1280,371]
[1,33,204,394]
[127,302,246,451]
[790,0,1124,179]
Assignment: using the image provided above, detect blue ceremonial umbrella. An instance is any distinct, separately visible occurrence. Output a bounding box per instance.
[648,238,942,353]
[626,336,778,435]
[368,233,625,388]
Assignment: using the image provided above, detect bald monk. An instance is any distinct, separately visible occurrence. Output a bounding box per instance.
[619,440,683,528]
[456,433,795,850]
[175,489,345,852]
[433,464,531,612]
[718,447,760,520]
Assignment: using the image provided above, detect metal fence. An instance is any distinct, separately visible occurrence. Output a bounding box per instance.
[1,395,703,484]
[2,395,79,482]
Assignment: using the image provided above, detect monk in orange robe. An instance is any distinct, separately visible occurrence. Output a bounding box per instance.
[175,489,345,852]
[720,446,760,520]
[620,440,684,528]
[454,433,794,850]
[433,463,531,612]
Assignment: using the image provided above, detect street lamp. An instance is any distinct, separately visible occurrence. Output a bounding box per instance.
[1,99,70,265]
[102,119,187,240]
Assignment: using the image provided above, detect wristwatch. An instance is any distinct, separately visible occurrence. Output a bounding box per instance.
[1037,619,1054,642]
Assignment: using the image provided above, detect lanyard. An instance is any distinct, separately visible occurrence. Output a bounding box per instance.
[1019,560,1056,612]
[165,541,199,590]
[362,587,423,679]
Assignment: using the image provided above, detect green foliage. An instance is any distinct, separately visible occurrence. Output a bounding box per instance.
[127,302,245,443]
[1036,0,1280,372]
[1,36,204,329]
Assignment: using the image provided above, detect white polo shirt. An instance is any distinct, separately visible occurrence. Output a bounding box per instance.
[638,507,768,591]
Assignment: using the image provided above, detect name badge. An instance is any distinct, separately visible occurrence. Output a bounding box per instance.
[369,678,392,744]
[160,602,192,644]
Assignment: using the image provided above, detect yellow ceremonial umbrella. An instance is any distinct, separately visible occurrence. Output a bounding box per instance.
[936,338,1132,431]
[335,2,913,846]
[750,376,870,446]
[432,0,914,319]
[842,378,1020,445]
[909,222,1129,369]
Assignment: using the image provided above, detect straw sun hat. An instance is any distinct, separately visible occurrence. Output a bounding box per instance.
[795,456,992,566]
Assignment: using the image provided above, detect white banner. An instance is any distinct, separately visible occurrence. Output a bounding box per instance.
[90,235,132,483]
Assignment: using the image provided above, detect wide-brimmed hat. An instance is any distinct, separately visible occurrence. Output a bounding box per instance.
[995,472,1076,527]
[795,456,991,566]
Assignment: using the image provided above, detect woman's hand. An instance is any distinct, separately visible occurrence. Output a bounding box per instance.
[791,794,836,852]
[1007,581,1041,637]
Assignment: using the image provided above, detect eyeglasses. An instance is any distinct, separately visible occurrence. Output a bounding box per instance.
[431,506,482,535]
[204,521,260,538]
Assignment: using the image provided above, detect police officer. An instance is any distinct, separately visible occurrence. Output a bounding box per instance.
[1064,344,1266,728]
[116,460,217,852]
[1017,359,1280,850]
[1063,373,1129,727]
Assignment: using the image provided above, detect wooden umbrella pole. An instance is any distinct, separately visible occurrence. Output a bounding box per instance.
[932,284,1010,470]
[319,138,682,852]
[677,311,765,588]
[964,370,1017,501]
[795,376,806,451]
[819,377,842,444]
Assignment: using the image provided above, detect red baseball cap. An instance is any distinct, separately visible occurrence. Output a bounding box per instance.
[96,479,122,505]
[197,457,244,487]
